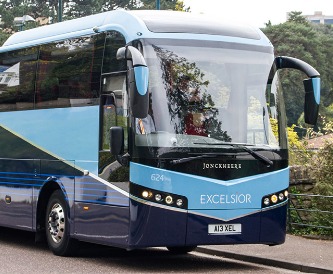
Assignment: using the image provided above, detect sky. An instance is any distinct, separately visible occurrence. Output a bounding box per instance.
[182,0,333,28]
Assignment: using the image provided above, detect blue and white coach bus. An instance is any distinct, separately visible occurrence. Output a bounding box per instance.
[0,10,320,256]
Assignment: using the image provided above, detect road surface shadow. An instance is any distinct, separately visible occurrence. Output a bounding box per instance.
[0,226,266,273]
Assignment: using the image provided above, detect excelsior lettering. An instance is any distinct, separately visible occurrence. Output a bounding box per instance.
[200,194,251,204]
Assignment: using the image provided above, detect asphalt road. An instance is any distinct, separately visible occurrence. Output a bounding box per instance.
[0,226,302,273]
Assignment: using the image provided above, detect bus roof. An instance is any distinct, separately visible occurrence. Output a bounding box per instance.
[1,10,271,53]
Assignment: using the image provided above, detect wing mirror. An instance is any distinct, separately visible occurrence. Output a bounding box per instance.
[275,56,320,125]
[117,46,149,119]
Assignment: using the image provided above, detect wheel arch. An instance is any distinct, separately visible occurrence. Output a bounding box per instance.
[36,179,67,233]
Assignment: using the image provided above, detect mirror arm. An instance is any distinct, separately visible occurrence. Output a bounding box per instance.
[126,46,147,67]
[275,56,320,78]
[275,56,321,126]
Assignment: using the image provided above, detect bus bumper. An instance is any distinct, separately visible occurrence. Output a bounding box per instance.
[129,199,287,248]
[186,203,287,246]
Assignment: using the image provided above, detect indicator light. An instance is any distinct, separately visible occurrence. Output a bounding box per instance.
[271,195,278,203]
[131,183,187,209]
[155,194,162,202]
[142,190,152,199]
[263,197,270,206]
[176,199,183,207]
[165,195,173,205]
[262,189,289,208]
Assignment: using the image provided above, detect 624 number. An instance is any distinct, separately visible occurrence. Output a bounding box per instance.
[151,174,164,182]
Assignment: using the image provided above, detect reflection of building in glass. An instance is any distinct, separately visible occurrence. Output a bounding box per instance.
[287,11,333,25]
[0,62,20,88]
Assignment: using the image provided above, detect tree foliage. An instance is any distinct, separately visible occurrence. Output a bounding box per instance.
[0,0,59,32]
[137,0,189,11]
[0,32,10,45]
[263,11,333,129]
[289,119,333,236]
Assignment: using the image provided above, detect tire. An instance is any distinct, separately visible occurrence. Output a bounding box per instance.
[45,190,78,256]
[167,246,197,254]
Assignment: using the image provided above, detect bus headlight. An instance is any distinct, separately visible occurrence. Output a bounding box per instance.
[271,195,278,203]
[155,194,162,202]
[165,195,173,205]
[263,197,270,206]
[176,199,183,207]
[262,188,288,208]
[142,190,152,199]
[130,183,188,209]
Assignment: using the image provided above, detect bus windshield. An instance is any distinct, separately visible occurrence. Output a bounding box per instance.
[136,39,285,149]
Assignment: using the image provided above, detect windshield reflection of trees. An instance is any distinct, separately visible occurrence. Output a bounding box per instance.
[153,45,231,142]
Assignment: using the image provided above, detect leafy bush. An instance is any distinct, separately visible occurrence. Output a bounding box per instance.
[288,119,333,236]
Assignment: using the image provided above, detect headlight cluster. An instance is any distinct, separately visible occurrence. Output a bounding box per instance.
[262,189,288,208]
[130,183,188,209]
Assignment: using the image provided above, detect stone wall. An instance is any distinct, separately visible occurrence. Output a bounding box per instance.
[289,165,316,222]
[289,165,316,192]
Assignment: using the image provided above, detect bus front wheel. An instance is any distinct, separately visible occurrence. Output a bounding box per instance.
[45,190,78,256]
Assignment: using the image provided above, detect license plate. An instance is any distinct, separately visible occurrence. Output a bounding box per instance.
[208,223,242,234]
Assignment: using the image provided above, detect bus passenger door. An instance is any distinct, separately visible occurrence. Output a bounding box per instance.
[73,73,130,247]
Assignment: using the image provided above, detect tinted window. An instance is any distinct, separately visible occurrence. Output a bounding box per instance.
[0,47,38,111]
[100,31,127,152]
[102,31,126,74]
[36,33,105,109]
[98,31,127,180]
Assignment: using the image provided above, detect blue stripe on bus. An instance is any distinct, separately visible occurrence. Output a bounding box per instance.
[74,187,119,192]
[0,171,112,182]
[0,192,39,197]
[71,199,129,207]
[0,176,98,185]
[0,181,43,187]
[0,171,109,186]
[0,176,45,182]
[0,171,77,179]
[69,193,129,199]
[0,171,36,176]
[0,190,31,196]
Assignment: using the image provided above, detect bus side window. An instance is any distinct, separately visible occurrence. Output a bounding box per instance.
[102,31,126,74]
[99,76,129,181]
[101,94,116,150]
[100,31,127,152]
[0,47,38,112]
[35,33,105,109]
[100,75,128,151]
[98,31,128,179]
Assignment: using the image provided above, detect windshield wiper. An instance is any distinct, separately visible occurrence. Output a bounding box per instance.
[193,141,248,146]
[170,154,216,165]
[240,146,273,167]
[191,142,273,167]
[169,146,273,167]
